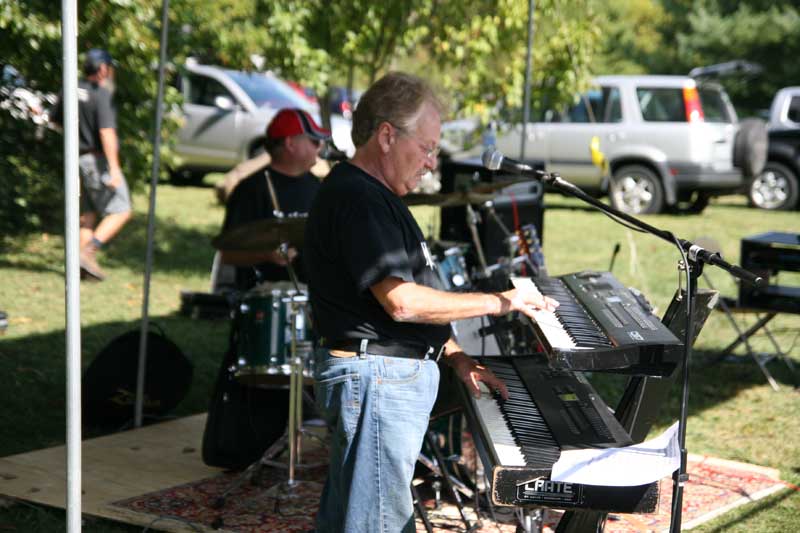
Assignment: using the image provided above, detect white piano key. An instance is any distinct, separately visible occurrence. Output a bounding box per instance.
[472,382,526,466]
[511,277,578,350]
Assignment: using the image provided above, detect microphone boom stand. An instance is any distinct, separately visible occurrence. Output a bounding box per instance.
[518,168,763,533]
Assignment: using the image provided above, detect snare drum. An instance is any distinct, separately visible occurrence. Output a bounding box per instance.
[436,246,471,291]
[234,284,313,385]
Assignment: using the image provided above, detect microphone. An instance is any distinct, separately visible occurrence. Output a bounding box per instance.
[481,149,543,179]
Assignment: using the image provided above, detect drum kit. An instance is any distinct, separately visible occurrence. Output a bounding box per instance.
[207,176,544,509]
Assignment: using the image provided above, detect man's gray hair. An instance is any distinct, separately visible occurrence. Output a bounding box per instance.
[351,72,444,148]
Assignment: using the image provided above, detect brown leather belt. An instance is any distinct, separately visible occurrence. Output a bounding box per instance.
[319,338,445,361]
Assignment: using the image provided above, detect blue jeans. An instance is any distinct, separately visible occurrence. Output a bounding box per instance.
[314,349,440,533]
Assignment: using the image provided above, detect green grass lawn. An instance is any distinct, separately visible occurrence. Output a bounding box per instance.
[0,183,798,531]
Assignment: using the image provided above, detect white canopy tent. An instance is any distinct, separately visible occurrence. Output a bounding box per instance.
[59,1,537,530]
[61,1,171,530]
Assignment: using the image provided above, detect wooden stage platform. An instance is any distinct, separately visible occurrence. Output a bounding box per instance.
[0,414,787,532]
[0,414,225,532]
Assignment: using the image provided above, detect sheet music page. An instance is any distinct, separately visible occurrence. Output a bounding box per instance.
[551,421,680,486]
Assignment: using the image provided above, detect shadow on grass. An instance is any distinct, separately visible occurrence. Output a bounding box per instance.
[1,210,221,277]
[101,212,220,274]
[0,312,230,458]
[0,306,235,533]
[587,348,799,431]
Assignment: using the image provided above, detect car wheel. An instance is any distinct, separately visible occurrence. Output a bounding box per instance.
[748,161,799,210]
[609,165,665,214]
[733,118,768,178]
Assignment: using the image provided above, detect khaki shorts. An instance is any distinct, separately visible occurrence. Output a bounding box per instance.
[79,153,131,216]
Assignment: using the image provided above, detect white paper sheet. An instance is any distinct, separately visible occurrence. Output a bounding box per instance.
[551,421,681,487]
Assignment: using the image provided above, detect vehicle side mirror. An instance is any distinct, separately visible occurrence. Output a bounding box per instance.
[214,95,235,111]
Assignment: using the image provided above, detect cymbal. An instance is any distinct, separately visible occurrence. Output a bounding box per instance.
[211,216,306,251]
[403,191,495,207]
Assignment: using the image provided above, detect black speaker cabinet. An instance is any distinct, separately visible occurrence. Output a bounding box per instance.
[439,158,545,268]
[739,232,800,314]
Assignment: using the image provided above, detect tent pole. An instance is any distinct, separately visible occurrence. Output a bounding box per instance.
[135,0,171,428]
[61,0,82,531]
[520,0,535,161]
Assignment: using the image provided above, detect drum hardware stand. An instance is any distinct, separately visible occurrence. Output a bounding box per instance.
[212,292,323,521]
[268,171,320,484]
[277,241,305,292]
[484,154,764,533]
[464,203,489,276]
[481,200,539,276]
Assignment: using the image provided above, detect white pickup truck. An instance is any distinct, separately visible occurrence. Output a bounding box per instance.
[748,87,800,210]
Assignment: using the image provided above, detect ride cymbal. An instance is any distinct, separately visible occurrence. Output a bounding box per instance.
[211,216,307,251]
[403,191,495,207]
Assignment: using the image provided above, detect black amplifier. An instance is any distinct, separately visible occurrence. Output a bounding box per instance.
[739,232,800,314]
[439,157,545,267]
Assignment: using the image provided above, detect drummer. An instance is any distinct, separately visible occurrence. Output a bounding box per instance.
[220,108,330,289]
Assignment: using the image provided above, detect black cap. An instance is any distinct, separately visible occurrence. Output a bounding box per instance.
[83,48,116,75]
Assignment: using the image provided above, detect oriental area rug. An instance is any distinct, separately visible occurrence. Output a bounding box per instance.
[112,446,787,532]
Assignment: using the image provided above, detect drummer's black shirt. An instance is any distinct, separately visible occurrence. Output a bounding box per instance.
[305,161,451,348]
[223,166,320,288]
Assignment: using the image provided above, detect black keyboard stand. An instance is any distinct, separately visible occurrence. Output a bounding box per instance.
[498,164,762,533]
[554,287,718,533]
[414,428,480,532]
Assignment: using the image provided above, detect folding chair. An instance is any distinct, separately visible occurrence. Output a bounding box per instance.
[697,237,797,391]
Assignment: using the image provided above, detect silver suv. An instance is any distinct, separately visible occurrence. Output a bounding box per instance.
[172,60,354,178]
[456,75,766,214]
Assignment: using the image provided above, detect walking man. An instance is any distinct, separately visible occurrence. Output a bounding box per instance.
[74,48,132,280]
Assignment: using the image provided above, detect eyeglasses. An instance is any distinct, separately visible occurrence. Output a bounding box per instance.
[390,123,440,160]
[306,136,322,147]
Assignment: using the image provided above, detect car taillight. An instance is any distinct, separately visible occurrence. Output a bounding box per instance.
[683,87,704,122]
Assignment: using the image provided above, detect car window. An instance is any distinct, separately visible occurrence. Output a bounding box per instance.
[553,87,622,123]
[187,74,233,107]
[637,88,685,122]
[698,87,734,123]
[788,96,800,124]
[604,87,622,122]
[225,70,313,110]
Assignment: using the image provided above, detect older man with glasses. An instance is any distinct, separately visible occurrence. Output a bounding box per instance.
[304,72,559,533]
[220,107,329,289]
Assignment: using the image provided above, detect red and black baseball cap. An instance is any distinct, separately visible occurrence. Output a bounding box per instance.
[266,108,331,141]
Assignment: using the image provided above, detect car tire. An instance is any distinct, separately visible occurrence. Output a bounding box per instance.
[748,161,799,210]
[609,165,665,214]
[733,118,768,178]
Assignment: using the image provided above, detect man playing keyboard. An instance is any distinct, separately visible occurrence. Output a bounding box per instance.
[304,71,558,533]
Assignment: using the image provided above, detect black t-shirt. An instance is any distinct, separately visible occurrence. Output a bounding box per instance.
[223,166,321,289]
[73,79,116,154]
[304,162,451,348]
